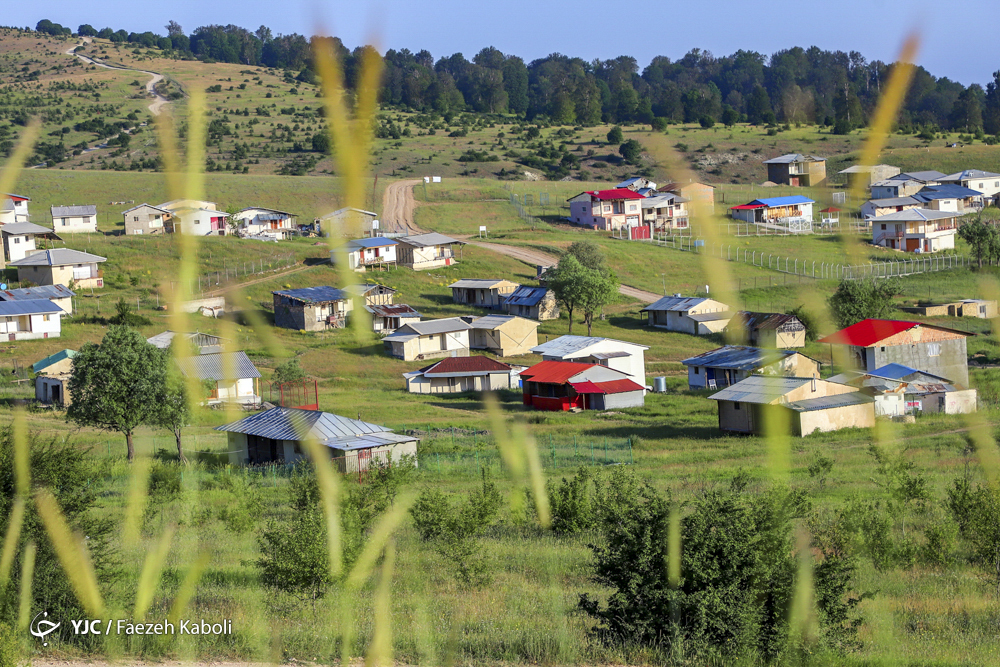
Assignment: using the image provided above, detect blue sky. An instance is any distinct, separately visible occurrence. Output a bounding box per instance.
[11,1,1000,86]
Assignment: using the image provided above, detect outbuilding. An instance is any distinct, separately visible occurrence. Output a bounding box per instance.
[449,279,520,309]
[519,360,644,411]
[178,351,262,406]
[682,345,821,390]
[122,204,170,235]
[727,311,807,348]
[33,348,76,406]
[8,248,106,289]
[403,356,522,394]
[640,295,731,335]
[50,205,98,233]
[395,233,465,270]
[466,315,540,357]
[272,286,351,331]
[503,285,559,320]
[0,284,74,315]
[366,303,421,334]
[382,318,472,361]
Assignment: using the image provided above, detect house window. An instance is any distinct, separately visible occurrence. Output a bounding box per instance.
[134,216,139,221]
[733,402,741,410]
[927,343,941,357]
[694,367,700,375]
[880,346,885,352]
[61,219,68,226]
[13,237,19,244]
[880,224,886,230]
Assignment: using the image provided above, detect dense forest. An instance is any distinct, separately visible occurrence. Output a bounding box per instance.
[25,18,1000,136]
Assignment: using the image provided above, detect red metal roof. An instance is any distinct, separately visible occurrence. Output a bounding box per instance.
[585,188,646,201]
[730,204,766,210]
[422,356,512,374]
[594,379,645,394]
[570,380,605,394]
[820,207,842,212]
[519,360,596,384]
[818,319,920,346]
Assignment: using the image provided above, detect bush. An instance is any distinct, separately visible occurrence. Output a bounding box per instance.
[0,622,22,667]
[218,475,264,533]
[548,467,602,534]
[606,126,623,144]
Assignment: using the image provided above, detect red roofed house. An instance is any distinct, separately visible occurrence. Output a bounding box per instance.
[519,360,645,411]
[818,319,972,388]
[403,356,523,394]
[567,188,646,231]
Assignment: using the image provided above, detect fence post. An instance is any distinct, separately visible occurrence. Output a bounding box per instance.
[628,438,633,464]
[604,437,608,463]
[591,440,594,464]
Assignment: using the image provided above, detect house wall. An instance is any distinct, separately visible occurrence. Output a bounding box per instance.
[17,263,102,289]
[864,331,969,387]
[944,389,978,414]
[175,212,228,236]
[213,377,257,404]
[53,215,97,233]
[35,376,70,405]
[471,321,539,356]
[718,399,754,432]
[124,206,166,235]
[874,393,905,417]
[796,403,875,436]
[373,314,420,333]
[406,372,515,394]
[696,318,732,335]
[3,233,36,262]
[0,312,60,340]
[273,298,347,331]
[599,390,645,409]
[387,330,471,361]
[397,243,456,270]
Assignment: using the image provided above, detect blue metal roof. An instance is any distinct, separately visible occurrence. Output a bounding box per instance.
[504,286,550,307]
[750,196,815,207]
[348,237,398,249]
[272,286,347,304]
[914,184,983,200]
[0,299,62,316]
[33,349,76,373]
[0,284,74,301]
[682,345,798,371]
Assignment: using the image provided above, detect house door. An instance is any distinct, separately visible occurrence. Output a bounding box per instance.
[790,177,799,186]
[358,448,372,473]
[706,368,717,389]
[906,238,919,252]
[50,385,61,403]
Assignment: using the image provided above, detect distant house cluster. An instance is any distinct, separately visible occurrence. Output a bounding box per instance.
[566,178,715,234]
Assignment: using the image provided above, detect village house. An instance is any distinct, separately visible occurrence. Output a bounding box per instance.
[50,205,97,233]
[9,248,105,289]
[818,318,973,387]
[382,318,472,361]
[217,406,418,470]
[158,198,218,213]
[0,194,30,224]
[729,196,815,231]
[641,192,690,232]
[682,345,821,390]
[829,363,977,417]
[617,176,658,194]
[466,315,540,357]
[913,184,983,212]
[344,283,397,307]
[871,209,958,253]
[763,154,827,186]
[315,207,378,236]
[122,204,169,235]
[167,208,231,236]
[147,330,226,354]
[860,196,922,220]
[838,164,901,189]
[234,207,298,239]
[567,188,646,231]
[0,221,60,264]
[531,335,648,388]
[339,237,398,272]
[727,312,807,348]
[449,279,520,309]
[33,348,76,406]
[272,286,350,331]
[640,295,731,336]
[519,360,645,411]
[0,284,74,314]
[503,285,559,320]
[395,232,465,270]
[709,375,875,436]
[870,178,926,200]
[939,169,1000,202]
[662,182,716,215]
[899,299,998,319]
[179,351,262,406]
[403,356,523,394]
[366,304,421,334]
[0,299,62,340]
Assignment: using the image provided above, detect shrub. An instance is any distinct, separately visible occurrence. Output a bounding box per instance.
[218,475,264,533]
[548,467,602,534]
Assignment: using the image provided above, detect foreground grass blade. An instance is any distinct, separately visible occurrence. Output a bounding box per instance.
[122,457,152,549]
[35,489,105,617]
[484,394,550,527]
[300,436,343,577]
[13,408,29,497]
[364,539,396,667]
[134,524,176,618]
[0,499,25,589]
[167,551,212,625]
[17,541,36,631]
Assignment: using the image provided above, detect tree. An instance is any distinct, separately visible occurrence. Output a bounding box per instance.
[721,105,739,127]
[77,24,97,37]
[984,71,1000,135]
[618,139,643,164]
[165,20,184,37]
[548,254,588,334]
[746,85,773,125]
[565,240,607,272]
[698,114,715,128]
[273,357,307,386]
[950,85,983,132]
[606,125,624,144]
[67,325,168,461]
[959,215,995,267]
[827,278,902,328]
[578,267,619,336]
[152,353,191,463]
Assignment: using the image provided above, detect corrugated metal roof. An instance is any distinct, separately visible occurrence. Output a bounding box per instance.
[180,351,261,381]
[343,283,397,296]
[147,330,227,350]
[9,248,106,266]
[122,203,170,215]
[572,188,646,201]
[215,406,416,451]
[641,295,708,312]
[763,153,825,164]
[914,184,983,200]
[519,360,596,383]
[449,279,517,289]
[593,378,645,394]
[51,205,97,217]
[420,356,512,375]
[890,171,947,182]
[0,284,74,301]
[750,195,815,207]
[0,222,58,236]
[874,208,956,222]
[941,169,1000,181]
[397,232,464,248]
[32,349,76,373]
[531,335,648,356]
[590,351,630,360]
[0,299,62,316]
[839,164,897,174]
[272,286,347,304]
[785,392,872,412]
[365,304,420,318]
[733,311,804,332]
[319,207,378,219]
[817,319,918,346]
[504,286,550,307]
[348,237,398,249]
[683,345,798,370]
[867,196,920,207]
[869,363,951,383]
[689,312,733,322]
[709,376,812,404]
[471,315,538,330]
[395,317,472,336]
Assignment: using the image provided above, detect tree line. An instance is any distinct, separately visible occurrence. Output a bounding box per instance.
[28,18,1000,134]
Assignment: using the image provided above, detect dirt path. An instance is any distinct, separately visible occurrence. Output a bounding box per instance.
[202,262,314,297]
[66,39,171,116]
[381,179,424,234]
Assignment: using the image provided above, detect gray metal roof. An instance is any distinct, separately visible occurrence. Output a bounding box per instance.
[640,193,680,208]
[146,330,226,350]
[872,178,921,189]
[683,345,799,370]
[0,222,58,236]
[272,286,347,304]
[889,171,947,182]
[689,312,733,323]
[471,314,538,330]
[641,295,709,312]
[215,406,417,451]
[122,203,170,215]
[709,376,812,404]
[763,153,825,164]
[9,248,106,266]
[504,286,550,307]
[875,209,956,222]
[0,299,63,316]
[179,351,261,381]
[867,196,920,207]
[449,279,517,289]
[0,284,74,301]
[397,232,465,248]
[397,317,472,336]
[940,169,1000,181]
[51,205,97,217]
[531,335,648,356]
[366,304,420,318]
[785,392,873,412]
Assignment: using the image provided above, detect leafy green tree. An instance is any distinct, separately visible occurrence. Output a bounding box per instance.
[958,215,995,267]
[827,277,902,328]
[746,85,773,125]
[273,357,307,386]
[946,476,1000,594]
[578,266,619,336]
[721,105,740,127]
[565,240,606,272]
[984,71,1000,135]
[950,85,984,132]
[606,125,624,144]
[698,114,715,128]
[152,353,191,463]
[618,138,643,164]
[67,325,168,461]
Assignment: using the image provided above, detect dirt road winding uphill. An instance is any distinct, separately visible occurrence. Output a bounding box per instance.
[66,40,171,116]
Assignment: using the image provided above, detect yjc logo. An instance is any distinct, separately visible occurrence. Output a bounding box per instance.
[29,612,60,646]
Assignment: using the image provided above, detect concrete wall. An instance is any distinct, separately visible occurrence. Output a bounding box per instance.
[0,312,60,339]
[867,335,969,387]
[470,320,539,356]
[599,390,645,409]
[273,298,347,331]
[35,376,70,405]
[212,377,257,404]
[387,331,471,361]
[124,206,166,235]
[406,372,515,394]
[53,215,97,233]
[397,243,456,270]
[718,399,754,432]
[3,233,36,262]
[797,402,875,436]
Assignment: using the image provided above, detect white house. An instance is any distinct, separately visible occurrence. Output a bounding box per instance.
[50,205,98,233]
[530,335,649,389]
[315,207,378,236]
[178,351,262,406]
[383,318,472,361]
[859,197,921,220]
[1,221,60,263]
[0,284,75,315]
[871,209,958,252]
[338,237,398,271]
[395,233,465,270]
[0,194,30,224]
[168,208,230,236]
[234,207,297,239]
[939,170,1000,201]
[403,356,522,394]
[0,299,63,340]
[640,295,731,335]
